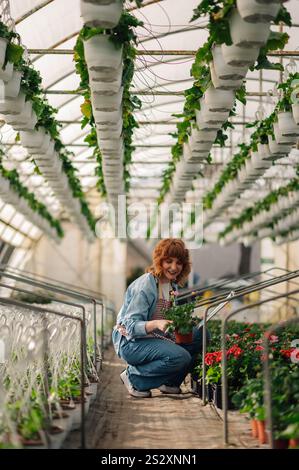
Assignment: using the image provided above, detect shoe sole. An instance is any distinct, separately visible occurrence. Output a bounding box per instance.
[120,375,151,398]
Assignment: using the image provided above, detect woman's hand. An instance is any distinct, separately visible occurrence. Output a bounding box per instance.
[145,319,173,333]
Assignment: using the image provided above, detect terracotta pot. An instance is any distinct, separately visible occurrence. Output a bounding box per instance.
[289,438,299,449]
[257,420,268,444]
[250,419,258,438]
[274,439,289,449]
[174,330,193,344]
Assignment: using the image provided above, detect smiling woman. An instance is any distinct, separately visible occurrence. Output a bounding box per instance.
[112,237,208,398]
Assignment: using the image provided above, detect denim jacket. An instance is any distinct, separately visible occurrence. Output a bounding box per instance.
[112,273,177,357]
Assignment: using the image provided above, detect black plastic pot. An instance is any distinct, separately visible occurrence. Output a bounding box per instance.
[212,383,236,410]
[196,379,213,402]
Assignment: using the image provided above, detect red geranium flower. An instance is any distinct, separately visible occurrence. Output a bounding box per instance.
[255,345,264,351]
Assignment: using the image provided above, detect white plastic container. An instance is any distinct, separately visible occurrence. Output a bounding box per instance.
[4,70,22,98]
[84,35,123,74]
[236,0,280,23]
[203,85,235,112]
[80,0,122,28]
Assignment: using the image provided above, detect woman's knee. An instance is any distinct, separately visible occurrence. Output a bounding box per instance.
[167,347,192,370]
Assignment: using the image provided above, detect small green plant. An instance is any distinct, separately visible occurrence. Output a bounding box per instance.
[163,302,198,335]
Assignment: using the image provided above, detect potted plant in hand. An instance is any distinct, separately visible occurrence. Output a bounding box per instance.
[163,301,198,344]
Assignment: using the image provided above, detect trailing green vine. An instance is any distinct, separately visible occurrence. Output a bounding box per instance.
[74,12,143,197]
[0,151,63,238]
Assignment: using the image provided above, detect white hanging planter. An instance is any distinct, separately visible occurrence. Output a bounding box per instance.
[211,44,247,81]
[4,70,22,98]
[93,107,122,125]
[96,117,123,133]
[203,85,235,112]
[89,61,123,84]
[291,103,299,125]
[190,126,217,144]
[195,109,219,131]
[236,0,280,23]
[80,0,123,29]
[91,86,123,111]
[0,61,13,82]
[84,35,123,73]
[199,103,229,124]
[20,128,50,149]
[268,136,291,156]
[6,105,38,131]
[251,151,272,170]
[273,121,296,145]
[229,8,270,47]
[90,73,122,94]
[210,60,243,90]
[277,111,299,137]
[0,91,26,115]
[96,127,121,142]
[221,43,260,67]
[257,143,271,160]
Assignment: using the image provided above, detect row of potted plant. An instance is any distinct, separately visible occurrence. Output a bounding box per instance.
[193,319,299,448]
[0,303,102,449]
[157,0,291,206]
[219,178,299,245]
[0,20,96,241]
[203,72,299,230]
[0,150,63,240]
[75,9,142,206]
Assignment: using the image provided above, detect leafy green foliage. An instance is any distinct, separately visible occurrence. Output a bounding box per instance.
[163,301,199,335]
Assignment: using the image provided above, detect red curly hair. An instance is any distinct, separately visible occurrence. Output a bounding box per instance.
[146,238,191,286]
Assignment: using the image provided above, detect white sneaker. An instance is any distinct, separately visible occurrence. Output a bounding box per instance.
[158,384,181,394]
[120,370,152,398]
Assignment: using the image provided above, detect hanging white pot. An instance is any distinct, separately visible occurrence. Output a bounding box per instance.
[251,151,272,170]
[20,128,50,149]
[221,43,260,67]
[90,72,122,94]
[91,86,123,111]
[268,136,292,156]
[0,61,13,82]
[4,70,22,98]
[0,91,26,115]
[5,100,32,124]
[236,0,281,23]
[100,139,123,152]
[96,127,122,142]
[93,107,122,125]
[96,117,123,133]
[273,121,296,145]
[277,111,299,137]
[291,103,299,125]
[89,61,123,85]
[190,126,217,145]
[80,0,123,29]
[192,141,212,154]
[229,8,270,47]
[257,143,271,160]
[195,109,219,131]
[203,85,235,112]
[199,103,230,124]
[210,60,243,90]
[84,35,123,73]
[211,44,247,81]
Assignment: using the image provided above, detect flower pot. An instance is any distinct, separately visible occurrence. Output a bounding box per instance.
[13,110,38,131]
[274,439,289,449]
[211,45,247,80]
[212,384,236,410]
[236,0,280,23]
[90,72,122,93]
[196,379,214,402]
[250,419,258,438]
[0,91,26,115]
[93,107,122,125]
[277,111,299,137]
[89,61,123,84]
[198,105,229,125]
[0,60,13,82]
[0,37,8,70]
[92,86,123,111]
[291,103,299,125]
[210,60,243,90]
[289,438,299,449]
[84,34,123,73]
[174,330,193,344]
[80,0,123,28]
[190,126,217,144]
[96,117,123,133]
[5,100,32,124]
[273,121,296,145]
[195,108,220,131]
[268,136,291,156]
[257,420,268,444]
[20,128,51,149]
[203,85,235,112]
[229,8,270,47]
[221,43,260,67]
[4,70,22,98]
